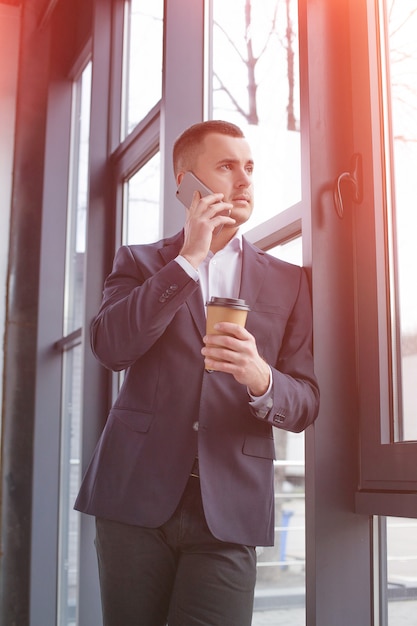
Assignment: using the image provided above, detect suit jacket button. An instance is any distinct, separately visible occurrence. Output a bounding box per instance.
[192,421,199,431]
[273,411,286,424]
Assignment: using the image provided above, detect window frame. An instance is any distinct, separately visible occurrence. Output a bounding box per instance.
[351,0,417,516]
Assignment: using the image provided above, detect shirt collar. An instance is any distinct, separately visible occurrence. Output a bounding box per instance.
[204,231,242,262]
[222,231,242,253]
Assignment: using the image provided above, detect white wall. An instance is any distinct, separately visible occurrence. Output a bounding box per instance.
[0,4,20,424]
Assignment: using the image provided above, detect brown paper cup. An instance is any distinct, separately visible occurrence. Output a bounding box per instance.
[205,298,250,370]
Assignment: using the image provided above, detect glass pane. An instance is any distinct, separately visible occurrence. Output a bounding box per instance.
[381,0,417,441]
[123,151,161,245]
[63,63,91,335]
[253,237,305,626]
[387,517,417,624]
[210,0,301,231]
[58,62,91,625]
[266,235,302,266]
[122,0,164,138]
[59,345,84,626]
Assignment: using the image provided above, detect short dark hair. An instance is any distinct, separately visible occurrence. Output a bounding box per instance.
[173,120,245,175]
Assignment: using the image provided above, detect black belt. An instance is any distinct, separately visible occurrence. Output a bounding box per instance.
[190,457,199,478]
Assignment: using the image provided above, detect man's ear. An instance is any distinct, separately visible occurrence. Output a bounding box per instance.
[176,171,186,187]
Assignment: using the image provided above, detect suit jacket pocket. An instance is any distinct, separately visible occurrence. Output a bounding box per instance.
[242,434,276,460]
[109,407,154,433]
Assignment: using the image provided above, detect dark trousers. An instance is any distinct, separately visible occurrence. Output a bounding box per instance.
[95,476,257,626]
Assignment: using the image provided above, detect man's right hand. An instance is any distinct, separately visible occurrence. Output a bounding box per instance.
[179,191,235,268]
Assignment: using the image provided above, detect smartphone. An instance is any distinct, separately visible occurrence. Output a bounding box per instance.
[176,171,213,208]
[176,171,229,236]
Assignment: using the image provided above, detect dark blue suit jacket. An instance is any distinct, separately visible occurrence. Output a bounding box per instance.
[75,231,319,547]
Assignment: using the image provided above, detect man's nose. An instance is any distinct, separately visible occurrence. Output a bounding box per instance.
[235,168,251,187]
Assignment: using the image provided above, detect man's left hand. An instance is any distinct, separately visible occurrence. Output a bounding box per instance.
[202,322,270,396]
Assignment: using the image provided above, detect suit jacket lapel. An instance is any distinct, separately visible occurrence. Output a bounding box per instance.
[181,236,270,340]
[158,232,268,339]
[239,237,268,309]
[185,288,206,337]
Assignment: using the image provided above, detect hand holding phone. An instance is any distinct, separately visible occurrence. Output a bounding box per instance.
[176,171,230,236]
[176,171,213,208]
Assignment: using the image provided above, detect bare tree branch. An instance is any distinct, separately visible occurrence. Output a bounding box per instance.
[213,0,298,129]
[213,71,250,121]
[284,0,297,130]
[214,21,248,65]
[253,0,279,61]
[244,0,259,124]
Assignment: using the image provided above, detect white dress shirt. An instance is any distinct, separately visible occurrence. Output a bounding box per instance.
[175,233,273,415]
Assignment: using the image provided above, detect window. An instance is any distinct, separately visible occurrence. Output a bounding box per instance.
[254,238,307,623]
[209,0,302,229]
[381,0,417,443]
[57,61,91,626]
[208,2,309,617]
[123,151,161,244]
[23,0,417,624]
[121,0,164,139]
[373,516,417,625]
[386,516,417,624]
[356,0,417,506]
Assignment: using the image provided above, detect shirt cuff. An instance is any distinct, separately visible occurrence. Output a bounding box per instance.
[248,366,273,419]
[175,255,199,282]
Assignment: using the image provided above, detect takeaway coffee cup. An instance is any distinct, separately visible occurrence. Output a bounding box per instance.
[205,298,251,370]
[205,297,250,336]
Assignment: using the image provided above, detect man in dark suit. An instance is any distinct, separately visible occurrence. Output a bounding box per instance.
[75,120,319,626]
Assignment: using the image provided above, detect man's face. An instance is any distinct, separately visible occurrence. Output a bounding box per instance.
[191,133,255,228]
